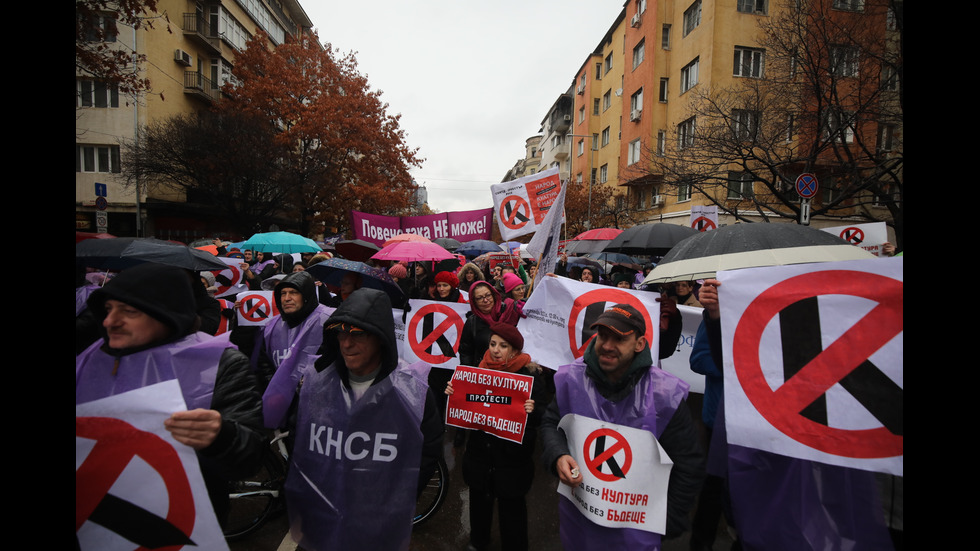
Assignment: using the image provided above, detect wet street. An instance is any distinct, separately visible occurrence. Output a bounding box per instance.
[230,399,735,551]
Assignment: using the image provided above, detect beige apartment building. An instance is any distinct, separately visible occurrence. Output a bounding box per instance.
[76,0,313,239]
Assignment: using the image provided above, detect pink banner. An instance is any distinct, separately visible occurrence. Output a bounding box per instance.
[352,208,493,246]
[446,365,533,444]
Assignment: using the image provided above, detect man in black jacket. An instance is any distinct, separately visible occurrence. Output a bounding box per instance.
[283,288,443,551]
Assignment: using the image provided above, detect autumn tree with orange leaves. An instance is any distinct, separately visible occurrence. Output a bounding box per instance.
[221,31,423,236]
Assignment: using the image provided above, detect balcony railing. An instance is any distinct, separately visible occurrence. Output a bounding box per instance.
[183,72,221,102]
[182,13,220,53]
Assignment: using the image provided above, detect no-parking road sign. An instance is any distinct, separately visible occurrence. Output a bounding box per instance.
[720,258,903,475]
[795,173,819,199]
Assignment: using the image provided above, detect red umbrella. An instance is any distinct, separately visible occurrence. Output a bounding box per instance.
[572,228,623,241]
[372,241,454,262]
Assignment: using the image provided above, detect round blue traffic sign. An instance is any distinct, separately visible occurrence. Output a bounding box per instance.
[796,173,819,199]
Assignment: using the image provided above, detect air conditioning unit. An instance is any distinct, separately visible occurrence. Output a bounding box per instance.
[631,13,641,27]
[630,109,642,121]
[563,114,572,122]
[174,49,192,66]
[652,195,665,207]
[576,83,585,95]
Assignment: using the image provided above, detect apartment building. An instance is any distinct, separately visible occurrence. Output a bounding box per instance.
[76,0,313,238]
[501,135,543,182]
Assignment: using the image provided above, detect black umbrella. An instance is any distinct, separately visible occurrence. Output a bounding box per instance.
[603,223,699,255]
[644,223,876,284]
[76,237,228,271]
[334,239,381,262]
[432,237,462,251]
[306,258,404,305]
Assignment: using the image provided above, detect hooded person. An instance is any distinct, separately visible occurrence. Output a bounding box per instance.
[76,262,265,522]
[283,288,444,551]
[457,262,486,293]
[257,271,333,429]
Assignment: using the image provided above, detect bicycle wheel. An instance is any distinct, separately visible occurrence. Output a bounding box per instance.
[223,447,286,541]
[413,458,449,527]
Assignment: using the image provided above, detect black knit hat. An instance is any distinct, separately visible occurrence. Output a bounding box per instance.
[88,263,198,338]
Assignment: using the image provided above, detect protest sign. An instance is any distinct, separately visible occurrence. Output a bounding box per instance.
[352,208,493,247]
[720,257,903,475]
[445,365,534,444]
[211,257,248,298]
[690,205,718,232]
[236,291,280,326]
[526,177,567,290]
[557,414,672,534]
[76,381,228,551]
[519,277,660,369]
[402,299,470,369]
[821,222,889,256]
[491,168,563,240]
[659,305,706,394]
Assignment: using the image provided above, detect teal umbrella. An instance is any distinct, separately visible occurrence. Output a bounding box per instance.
[242,231,322,254]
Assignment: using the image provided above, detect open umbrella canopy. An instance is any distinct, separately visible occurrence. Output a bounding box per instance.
[371,241,455,263]
[76,237,228,271]
[644,223,876,284]
[383,232,430,247]
[457,239,504,258]
[604,223,699,255]
[565,239,612,255]
[334,239,381,262]
[243,231,322,254]
[432,237,462,251]
[306,258,404,304]
[573,227,623,241]
[76,231,116,243]
[586,252,642,270]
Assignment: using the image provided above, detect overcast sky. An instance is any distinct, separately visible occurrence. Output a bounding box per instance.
[305,1,625,214]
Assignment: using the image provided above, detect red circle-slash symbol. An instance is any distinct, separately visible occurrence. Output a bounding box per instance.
[583,428,633,482]
[732,270,903,458]
[840,227,865,244]
[567,289,655,359]
[76,416,196,540]
[241,294,273,322]
[408,303,464,364]
[500,195,531,230]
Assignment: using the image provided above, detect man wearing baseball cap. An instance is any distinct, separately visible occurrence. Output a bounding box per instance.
[540,303,704,550]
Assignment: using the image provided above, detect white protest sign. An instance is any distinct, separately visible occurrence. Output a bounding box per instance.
[557,414,672,534]
[659,305,706,394]
[211,257,248,298]
[236,291,280,326]
[821,222,888,256]
[720,257,903,475]
[491,167,564,240]
[519,276,660,370]
[76,380,229,551]
[402,299,471,370]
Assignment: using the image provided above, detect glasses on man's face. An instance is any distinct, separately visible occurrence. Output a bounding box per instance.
[473,293,493,302]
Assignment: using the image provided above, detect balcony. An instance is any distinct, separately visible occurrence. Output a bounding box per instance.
[182,13,220,54]
[183,72,221,102]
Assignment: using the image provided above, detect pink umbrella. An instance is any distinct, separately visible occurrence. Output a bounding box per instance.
[371,241,455,262]
[383,232,431,247]
[566,228,624,254]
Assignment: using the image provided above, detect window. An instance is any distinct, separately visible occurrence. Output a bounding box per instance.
[576,173,584,185]
[601,127,611,147]
[657,130,667,156]
[600,164,609,183]
[681,58,699,93]
[737,0,767,14]
[632,39,645,70]
[727,172,754,199]
[677,181,692,202]
[579,106,586,123]
[881,64,899,91]
[833,0,864,11]
[603,90,612,111]
[591,168,597,183]
[77,80,120,108]
[628,139,642,165]
[578,139,585,156]
[886,5,898,30]
[659,78,669,102]
[593,98,601,115]
[823,110,855,143]
[630,89,643,119]
[596,62,603,80]
[592,133,599,150]
[785,113,796,142]
[877,124,897,153]
[683,1,702,36]
[76,145,121,173]
[605,53,613,73]
[830,45,859,77]
[552,135,564,149]
[731,109,760,140]
[80,11,117,42]
[733,47,765,78]
[678,117,696,149]
[872,185,897,207]
[823,182,840,204]
[662,24,672,49]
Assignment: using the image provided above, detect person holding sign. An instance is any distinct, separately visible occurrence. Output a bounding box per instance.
[540,304,704,550]
[446,322,544,551]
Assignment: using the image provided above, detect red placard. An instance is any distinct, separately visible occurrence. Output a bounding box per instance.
[446,365,533,444]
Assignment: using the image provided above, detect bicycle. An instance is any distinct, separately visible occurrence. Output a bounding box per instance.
[413,457,449,527]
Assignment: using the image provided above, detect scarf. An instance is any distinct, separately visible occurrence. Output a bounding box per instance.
[479,349,531,373]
